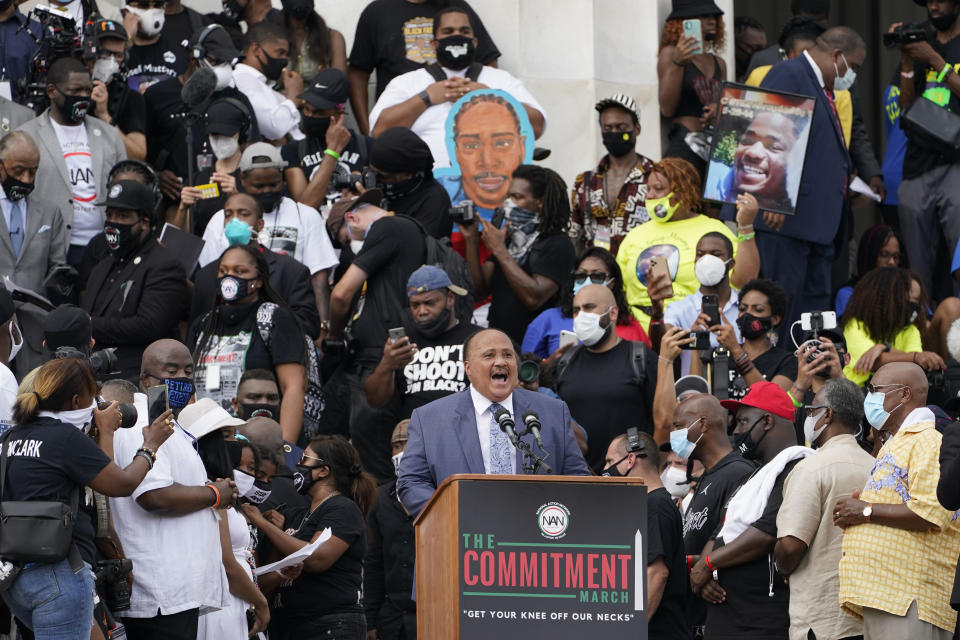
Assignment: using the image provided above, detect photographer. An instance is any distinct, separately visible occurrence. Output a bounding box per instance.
[791,330,848,442]
[893,1,960,297]
[2,357,174,638]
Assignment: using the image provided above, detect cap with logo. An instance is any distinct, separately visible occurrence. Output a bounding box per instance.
[93,19,128,44]
[392,419,410,446]
[239,142,287,173]
[298,68,350,111]
[674,374,709,399]
[96,180,155,215]
[406,264,467,298]
[595,93,640,124]
[720,380,796,421]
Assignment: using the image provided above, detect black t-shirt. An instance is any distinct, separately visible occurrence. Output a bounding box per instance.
[705,459,799,639]
[190,165,241,235]
[125,37,188,94]
[389,177,452,239]
[646,488,690,640]
[727,347,798,400]
[351,216,426,358]
[488,232,574,345]
[3,417,111,562]
[106,78,147,135]
[348,0,501,97]
[281,132,371,207]
[682,450,756,626]
[161,8,210,66]
[394,320,478,417]
[278,494,366,619]
[903,31,960,179]
[555,340,657,473]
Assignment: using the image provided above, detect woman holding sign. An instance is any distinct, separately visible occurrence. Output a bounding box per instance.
[243,435,376,640]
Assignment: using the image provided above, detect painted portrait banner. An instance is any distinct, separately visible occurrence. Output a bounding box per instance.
[703,83,815,215]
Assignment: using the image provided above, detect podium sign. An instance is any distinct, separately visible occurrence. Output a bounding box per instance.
[456,479,647,639]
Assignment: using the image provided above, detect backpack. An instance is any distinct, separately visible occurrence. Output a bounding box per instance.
[424,62,483,83]
[256,302,325,443]
[555,340,649,387]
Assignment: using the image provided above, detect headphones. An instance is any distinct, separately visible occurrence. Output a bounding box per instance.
[209,97,254,145]
[107,159,163,219]
[624,427,646,456]
[192,24,234,65]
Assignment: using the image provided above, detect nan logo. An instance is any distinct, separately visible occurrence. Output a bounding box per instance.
[536,501,570,540]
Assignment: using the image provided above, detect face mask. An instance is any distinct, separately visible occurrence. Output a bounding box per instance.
[833,53,856,91]
[55,400,96,431]
[56,88,90,124]
[238,402,279,420]
[601,454,629,477]
[930,8,959,31]
[219,275,255,303]
[601,131,635,158]
[258,49,288,82]
[670,417,704,459]
[349,239,364,255]
[733,416,767,460]
[909,301,921,324]
[645,193,680,223]
[736,313,772,340]
[125,5,165,37]
[282,0,313,20]
[7,319,22,363]
[379,172,425,201]
[209,63,234,90]
[92,57,121,84]
[255,190,283,213]
[573,307,611,347]
[301,115,330,139]
[392,451,403,474]
[435,34,476,70]
[803,410,829,448]
[293,464,318,494]
[660,466,691,500]
[411,306,451,340]
[162,377,195,411]
[0,163,34,201]
[104,220,140,254]
[863,389,903,429]
[224,217,253,246]
[209,135,239,160]
[233,469,272,504]
[694,254,730,287]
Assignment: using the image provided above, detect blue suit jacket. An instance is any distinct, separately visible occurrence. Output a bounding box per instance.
[722,55,851,245]
[396,387,591,515]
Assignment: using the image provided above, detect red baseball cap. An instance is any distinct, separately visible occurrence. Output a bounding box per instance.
[720,380,796,420]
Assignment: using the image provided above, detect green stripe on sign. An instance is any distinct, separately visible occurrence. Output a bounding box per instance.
[462,592,577,598]
[497,542,632,549]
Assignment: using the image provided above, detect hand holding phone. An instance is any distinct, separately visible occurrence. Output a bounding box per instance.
[682,19,703,55]
[702,294,721,328]
[648,258,674,301]
[146,384,169,424]
[559,330,579,349]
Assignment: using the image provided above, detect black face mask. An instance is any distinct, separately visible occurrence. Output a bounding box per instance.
[736,313,773,340]
[909,301,922,323]
[255,190,283,213]
[163,377,195,413]
[406,306,451,340]
[930,8,960,32]
[104,220,143,255]
[601,131,635,158]
[601,454,629,477]
[235,469,273,504]
[733,417,767,460]
[293,464,318,494]
[0,164,34,201]
[282,0,312,19]
[258,49,288,82]
[378,171,425,201]
[222,0,244,20]
[238,402,279,420]
[301,115,330,139]
[435,35,476,70]
[219,275,255,303]
[56,88,90,124]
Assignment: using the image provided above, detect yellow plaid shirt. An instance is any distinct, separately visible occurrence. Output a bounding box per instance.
[839,413,960,632]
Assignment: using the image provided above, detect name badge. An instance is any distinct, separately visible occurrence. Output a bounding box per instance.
[205,364,221,391]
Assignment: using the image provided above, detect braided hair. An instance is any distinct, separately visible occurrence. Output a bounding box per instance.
[511,164,570,236]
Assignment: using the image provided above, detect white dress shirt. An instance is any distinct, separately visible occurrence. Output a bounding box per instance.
[469,384,516,474]
[663,288,741,375]
[232,63,304,141]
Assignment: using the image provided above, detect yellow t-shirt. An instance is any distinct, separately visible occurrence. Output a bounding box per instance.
[616,215,738,326]
[842,319,923,386]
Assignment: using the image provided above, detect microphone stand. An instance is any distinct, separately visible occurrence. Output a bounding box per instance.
[515,431,552,475]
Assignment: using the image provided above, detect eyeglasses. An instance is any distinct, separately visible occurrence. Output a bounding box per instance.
[866,383,905,395]
[878,250,901,262]
[98,50,126,62]
[804,405,828,418]
[572,271,611,285]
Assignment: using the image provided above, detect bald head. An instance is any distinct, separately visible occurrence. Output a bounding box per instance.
[676,393,727,432]
[238,417,284,458]
[573,284,616,315]
[873,361,928,406]
[139,339,194,393]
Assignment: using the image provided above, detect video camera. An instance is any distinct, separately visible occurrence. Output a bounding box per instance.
[883,22,928,50]
[52,346,119,378]
[95,558,132,612]
[449,200,477,224]
[18,5,84,113]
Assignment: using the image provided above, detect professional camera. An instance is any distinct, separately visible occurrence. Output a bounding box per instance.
[329,164,354,191]
[18,5,83,112]
[449,200,477,224]
[883,22,928,49]
[52,346,119,378]
[95,558,132,612]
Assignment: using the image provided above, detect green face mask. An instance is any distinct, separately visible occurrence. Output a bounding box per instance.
[645,193,680,223]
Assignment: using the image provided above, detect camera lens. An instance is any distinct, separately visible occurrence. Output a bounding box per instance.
[518,360,541,384]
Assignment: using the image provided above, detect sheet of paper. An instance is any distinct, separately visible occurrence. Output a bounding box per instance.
[254,527,332,576]
[850,176,882,203]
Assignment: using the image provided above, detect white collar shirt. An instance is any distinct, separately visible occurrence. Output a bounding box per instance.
[469,384,516,474]
[233,63,303,141]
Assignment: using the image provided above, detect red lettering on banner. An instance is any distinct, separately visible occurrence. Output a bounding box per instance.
[618,554,631,589]
[601,554,617,589]
[464,550,478,586]
[565,553,583,588]
[587,554,599,589]
[520,552,537,587]
[497,552,516,587]
[480,551,494,586]
[550,552,563,588]
[541,553,547,587]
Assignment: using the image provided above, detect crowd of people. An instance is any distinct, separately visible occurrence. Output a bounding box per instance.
[0,0,959,638]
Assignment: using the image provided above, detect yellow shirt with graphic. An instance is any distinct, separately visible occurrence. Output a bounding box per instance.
[842,320,922,386]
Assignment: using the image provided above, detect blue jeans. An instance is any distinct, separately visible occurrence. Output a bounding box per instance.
[2,558,93,639]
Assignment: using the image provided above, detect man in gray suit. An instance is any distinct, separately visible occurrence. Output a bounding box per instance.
[17,57,126,268]
[0,97,35,134]
[0,131,68,376]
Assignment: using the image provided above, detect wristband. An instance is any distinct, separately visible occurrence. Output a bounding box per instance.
[134,450,154,470]
[323,148,340,160]
[418,89,432,107]
[687,555,695,574]
[939,62,953,82]
[206,483,221,508]
[704,554,717,571]
[900,70,915,79]
[135,447,156,465]
[738,231,756,241]
[787,390,803,408]
[737,225,754,234]
[658,355,674,364]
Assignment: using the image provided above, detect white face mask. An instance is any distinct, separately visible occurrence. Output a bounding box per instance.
[694,254,730,287]
[660,465,691,501]
[803,410,829,448]
[392,451,403,474]
[209,134,239,160]
[126,5,165,37]
[349,239,364,255]
[51,400,97,431]
[92,57,121,84]
[833,53,856,91]
[7,319,22,363]
[573,306,611,347]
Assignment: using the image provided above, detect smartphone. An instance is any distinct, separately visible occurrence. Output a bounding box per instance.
[146,384,168,424]
[679,330,711,350]
[559,330,579,349]
[682,19,703,55]
[194,183,220,200]
[388,327,406,342]
[648,258,674,299]
[490,207,506,229]
[702,294,721,328]
[800,311,837,332]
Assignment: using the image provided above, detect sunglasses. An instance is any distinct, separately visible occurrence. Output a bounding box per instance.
[865,383,905,395]
[571,271,611,285]
[299,452,327,466]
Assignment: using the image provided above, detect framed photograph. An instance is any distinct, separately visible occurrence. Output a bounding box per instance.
[703,83,816,215]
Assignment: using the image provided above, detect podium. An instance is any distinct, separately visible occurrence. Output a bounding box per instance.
[414,474,648,640]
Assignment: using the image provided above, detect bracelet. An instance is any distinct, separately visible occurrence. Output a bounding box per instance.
[734,351,750,364]
[206,483,221,508]
[938,62,953,82]
[418,89,432,107]
[738,231,756,241]
[687,555,695,574]
[900,70,915,79]
[135,447,156,465]
[737,225,754,234]
[704,554,717,571]
[134,450,154,470]
[787,390,803,408]
[658,355,674,364]
[649,318,664,326]
[913,352,918,364]
[323,148,340,160]
[790,383,805,395]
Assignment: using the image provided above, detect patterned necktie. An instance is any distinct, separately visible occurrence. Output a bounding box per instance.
[488,403,513,474]
[8,199,23,258]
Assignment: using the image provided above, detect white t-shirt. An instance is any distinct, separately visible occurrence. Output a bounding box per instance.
[50,118,100,246]
[198,196,338,275]
[368,65,547,169]
[0,362,16,434]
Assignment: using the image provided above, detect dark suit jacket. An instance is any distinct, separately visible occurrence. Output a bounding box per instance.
[190,245,320,338]
[937,421,960,609]
[396,386,591,516]
[81,237,187,379]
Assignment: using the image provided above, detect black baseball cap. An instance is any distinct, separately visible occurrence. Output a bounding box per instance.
[189,24,240,64]
[95,180,155,215]
[92,18,127,44]
[42,304,91,350]
[298,68,349,110]
[207,99,248,137]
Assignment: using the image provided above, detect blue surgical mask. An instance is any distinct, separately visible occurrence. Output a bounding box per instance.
[670,417,704,460]
[833,53,856,91]
[863,388,903,429]
[224,218,253,246]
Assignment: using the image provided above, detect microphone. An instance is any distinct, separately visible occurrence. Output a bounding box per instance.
[181,67,218,108]
[492,406,520,448]
[521,410,544,450]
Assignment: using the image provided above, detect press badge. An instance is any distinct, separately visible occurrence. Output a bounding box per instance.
[205,364,221,391]
[594,226,611,251]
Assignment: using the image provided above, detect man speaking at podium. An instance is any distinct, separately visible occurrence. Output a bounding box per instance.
[397,328,590,515]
